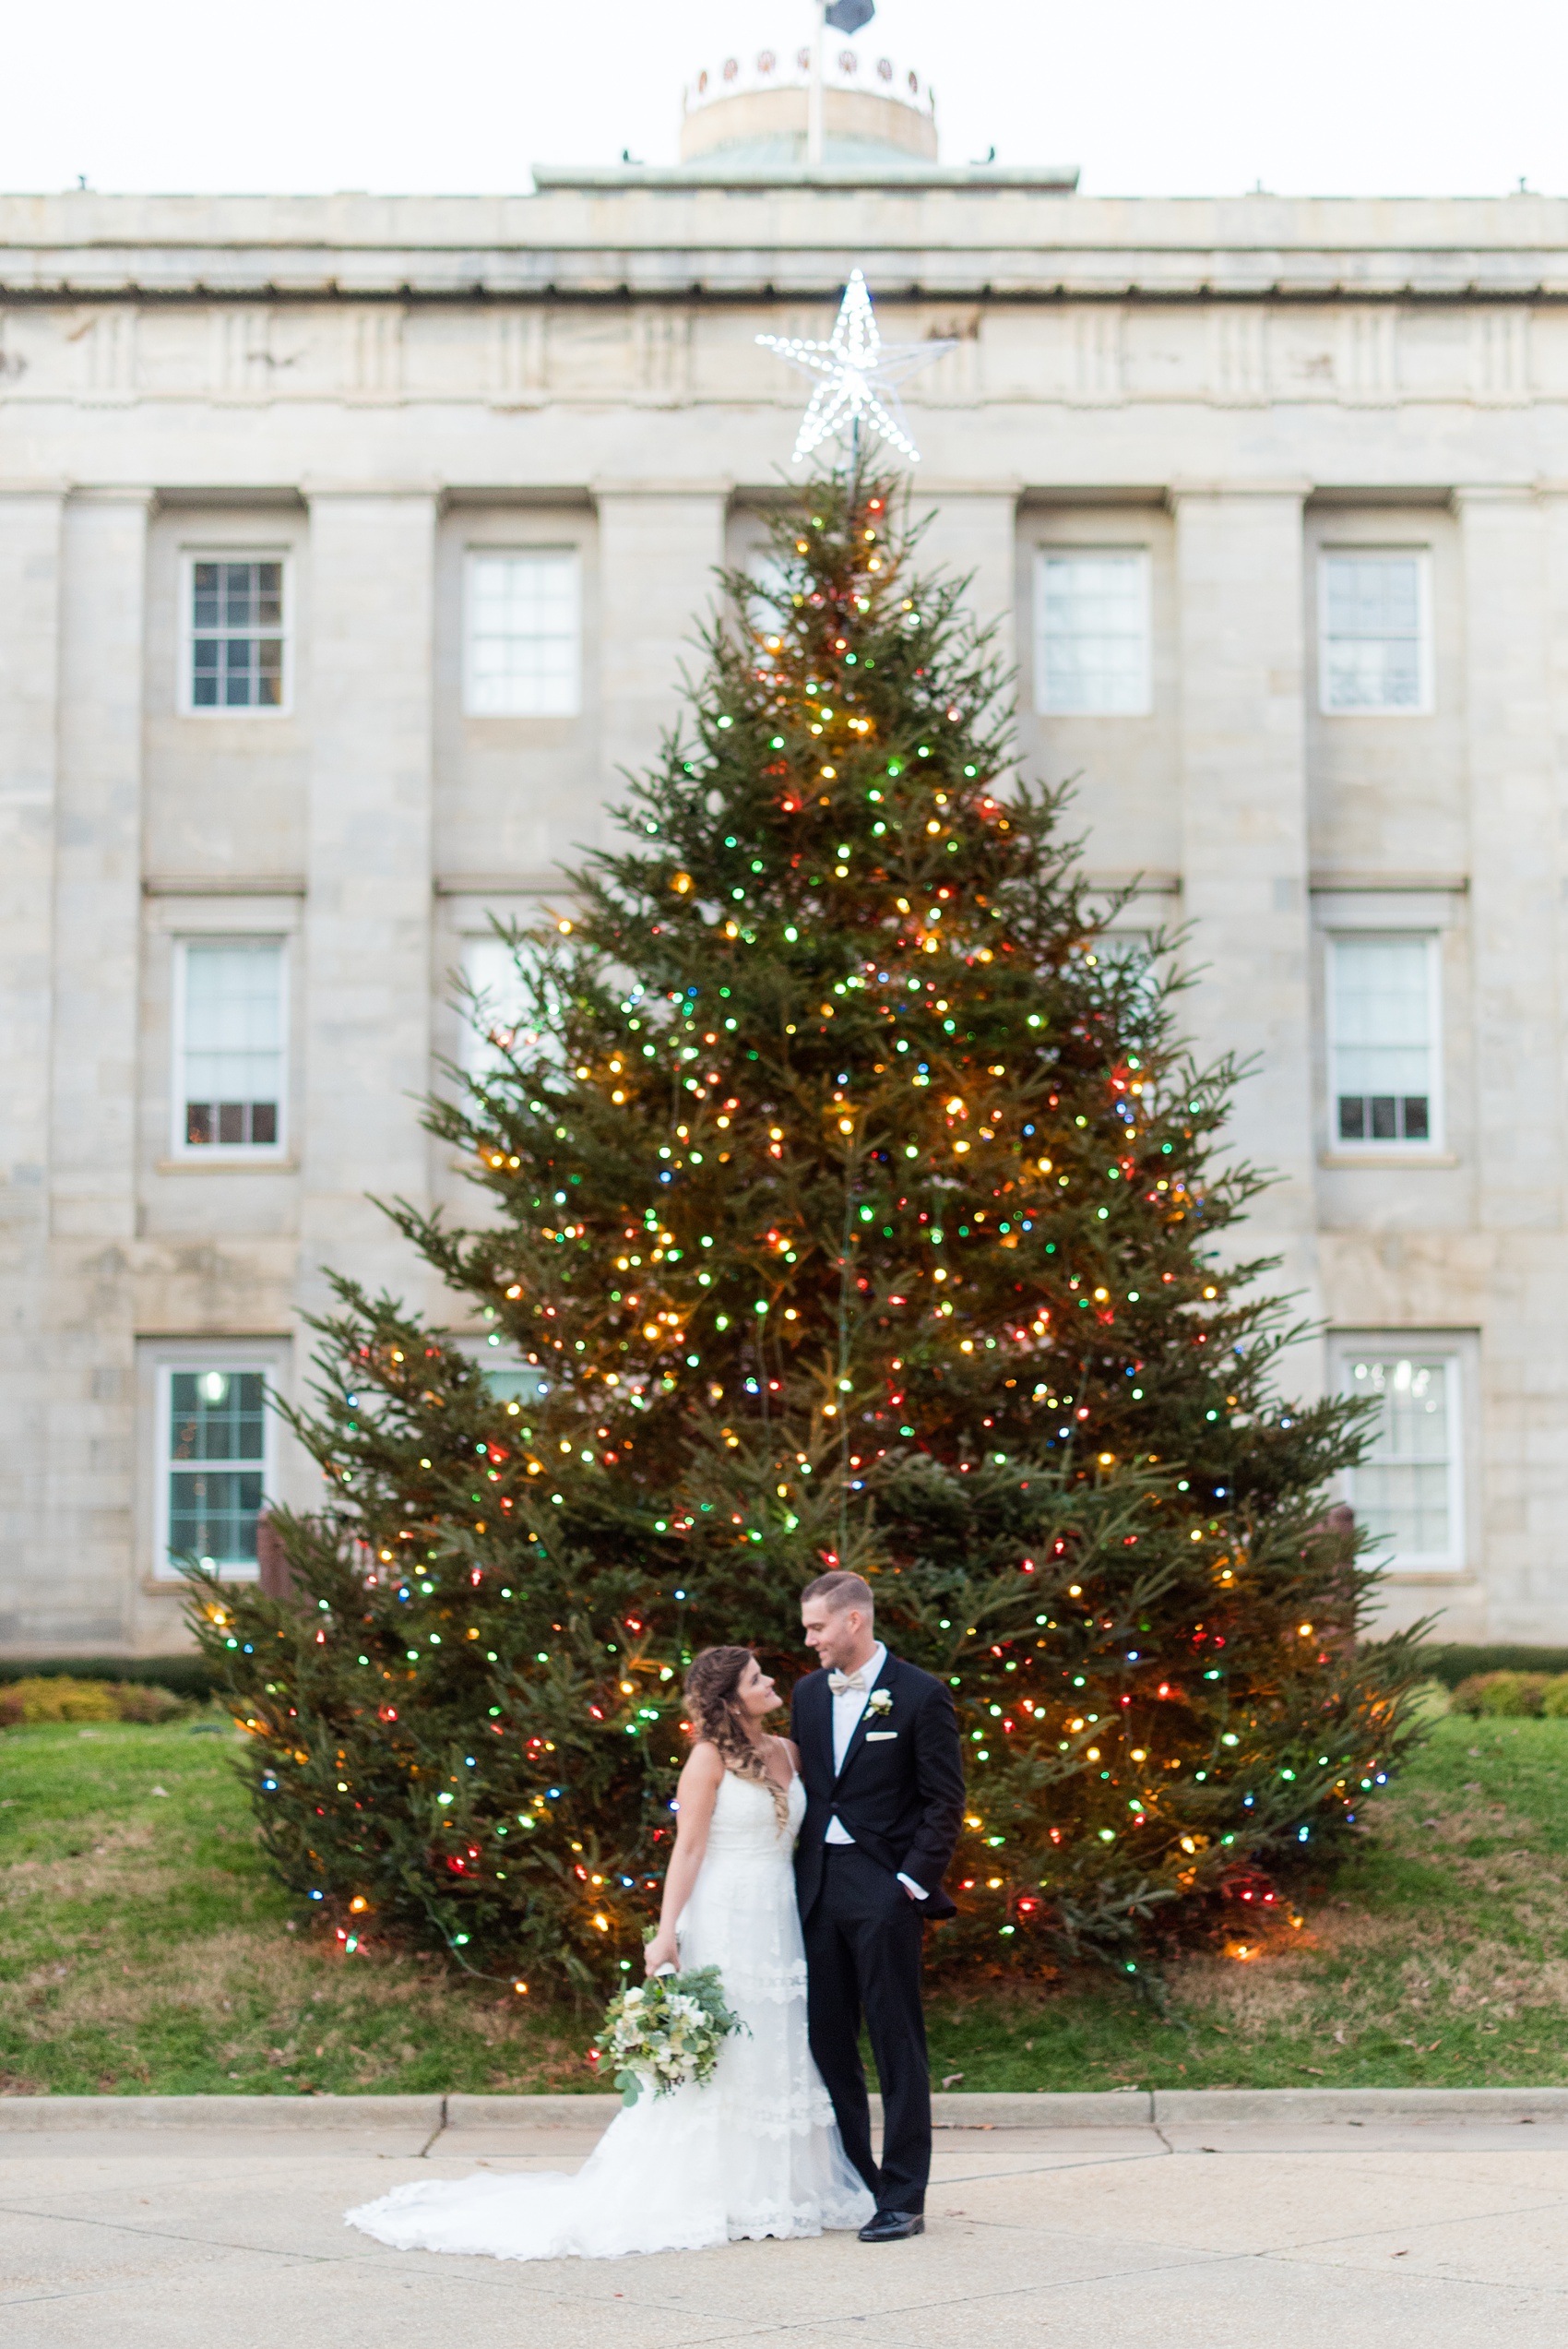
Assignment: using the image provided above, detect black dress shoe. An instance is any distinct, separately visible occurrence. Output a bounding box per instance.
[858,2209,925,2242]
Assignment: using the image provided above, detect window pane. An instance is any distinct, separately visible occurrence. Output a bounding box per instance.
[161,1364,271,1575]
[223,637,255,706]
[1346,1354,1455,1562]
[224,564,255,627]
[1093,933,1158,1008]
[182,941,283,1147]
[1037,553,1149,715]
[188,555,287,711]
[742,552,792,656]
[1331,937,1433,1146]
[1322,554,1425,711]
[463,936,559,1076]
[169,1469,265,1566]
[468,552,580,716]
[193,564,220,627]
[170,1368,267,1462]
[192,635,220,706]
[482,1365,552,1408]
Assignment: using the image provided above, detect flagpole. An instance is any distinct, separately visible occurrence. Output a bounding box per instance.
[807,0,826,171]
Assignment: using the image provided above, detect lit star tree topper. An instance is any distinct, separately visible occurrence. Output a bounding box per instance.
[756,269,956,466]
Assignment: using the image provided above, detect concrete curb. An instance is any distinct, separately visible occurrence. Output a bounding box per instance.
[438,2093,1146,2129]
[1152,2086,1568,2125]
[932,2092,1150,2128]
[5,2086,1568,2129]
[0,2094,445,2131]
[445,2093,621,2128]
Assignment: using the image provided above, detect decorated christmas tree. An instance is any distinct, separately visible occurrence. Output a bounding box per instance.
[189,466,1426,1997]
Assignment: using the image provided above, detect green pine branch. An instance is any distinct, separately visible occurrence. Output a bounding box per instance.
[186,470,1430,1992]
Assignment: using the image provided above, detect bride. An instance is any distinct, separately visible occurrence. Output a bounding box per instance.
[345,1646,874,2259]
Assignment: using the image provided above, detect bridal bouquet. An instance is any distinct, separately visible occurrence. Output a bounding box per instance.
[595,1966,747,2107]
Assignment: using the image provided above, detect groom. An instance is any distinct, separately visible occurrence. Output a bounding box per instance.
[790,1569,965,2243]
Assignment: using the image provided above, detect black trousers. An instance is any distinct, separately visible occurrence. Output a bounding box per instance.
[802,1843,931,2214]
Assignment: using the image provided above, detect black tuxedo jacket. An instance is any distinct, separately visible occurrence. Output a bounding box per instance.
[790,1651,965,1922]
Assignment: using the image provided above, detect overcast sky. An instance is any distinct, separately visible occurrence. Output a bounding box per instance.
[6,0,1563,200]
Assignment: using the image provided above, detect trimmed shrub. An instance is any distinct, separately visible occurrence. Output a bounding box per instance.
[108,1682,188,1724]
[1450,1671,1553,1718]
[1420,1644,1568,1688]
[2,1676,121,1724]
[1542,1679,1568,1719]
[0,1675,191,1728]
[0,1655,217,1701]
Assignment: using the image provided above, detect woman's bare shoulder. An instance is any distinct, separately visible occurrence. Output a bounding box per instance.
[683,1739,726,1782]
[779,1735,802,1771]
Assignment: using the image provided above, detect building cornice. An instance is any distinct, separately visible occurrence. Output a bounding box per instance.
[1169,477,1314,502]
[434,873,566,897]
[530,164,1080,193]
[143,875,308,896]
[6,190,1568,305]
[1309,871,1469,893]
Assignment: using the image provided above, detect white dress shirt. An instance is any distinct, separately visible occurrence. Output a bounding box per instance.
[823,1640,927,1899]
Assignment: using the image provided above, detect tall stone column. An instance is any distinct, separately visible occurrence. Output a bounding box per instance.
[915,485,1020,676]
[1172,485,1318,1318]
[299,490,438,1317]
[51,491,153,1244]
[32,487,153,1648]
[0,488,64,1222]
[1459,485,1565,1622]
[593,487,729,835]
[0,487,65,1644]
[1457,487,1562,1227]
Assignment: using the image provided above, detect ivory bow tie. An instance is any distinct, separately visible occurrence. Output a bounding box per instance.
[828,1668,870,1696]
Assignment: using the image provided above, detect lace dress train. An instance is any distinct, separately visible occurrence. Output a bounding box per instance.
[345,1771,873,2259]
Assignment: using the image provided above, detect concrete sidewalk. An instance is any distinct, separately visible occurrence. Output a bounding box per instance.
[4,2095,1567,2348]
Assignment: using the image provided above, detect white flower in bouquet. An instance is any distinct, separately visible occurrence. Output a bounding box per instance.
[593,1964,748,2107]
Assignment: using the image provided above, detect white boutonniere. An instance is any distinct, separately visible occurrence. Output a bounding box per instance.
[867,1689,894,1717]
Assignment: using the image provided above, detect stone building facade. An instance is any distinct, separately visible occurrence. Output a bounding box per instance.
[5,56,1568,1653]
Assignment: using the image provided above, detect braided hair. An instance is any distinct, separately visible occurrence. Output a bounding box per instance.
[683,1646,790,1830]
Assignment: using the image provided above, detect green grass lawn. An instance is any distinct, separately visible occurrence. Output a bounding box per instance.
[4,1709,1567,2096]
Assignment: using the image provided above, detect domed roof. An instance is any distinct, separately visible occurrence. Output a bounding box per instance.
[681,43,938,170]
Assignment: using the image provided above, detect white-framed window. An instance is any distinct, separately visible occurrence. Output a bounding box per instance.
[1318,550,1431,713]
[172,937,287,1155]
[455,1335,552,1416]
[183,553,290,713]
[461,935,559,1078]
[1327,934,1440,1149]
[1035,549,1151,715]
[155,1358,275,1580]
[465,549,580,716]
[739,544,791,610]
[739,550,793,667]
[1089,928,1155,977]
[1334,1343,1464,1574]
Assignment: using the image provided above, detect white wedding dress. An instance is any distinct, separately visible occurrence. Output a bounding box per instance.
[345,1770,873,2259]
